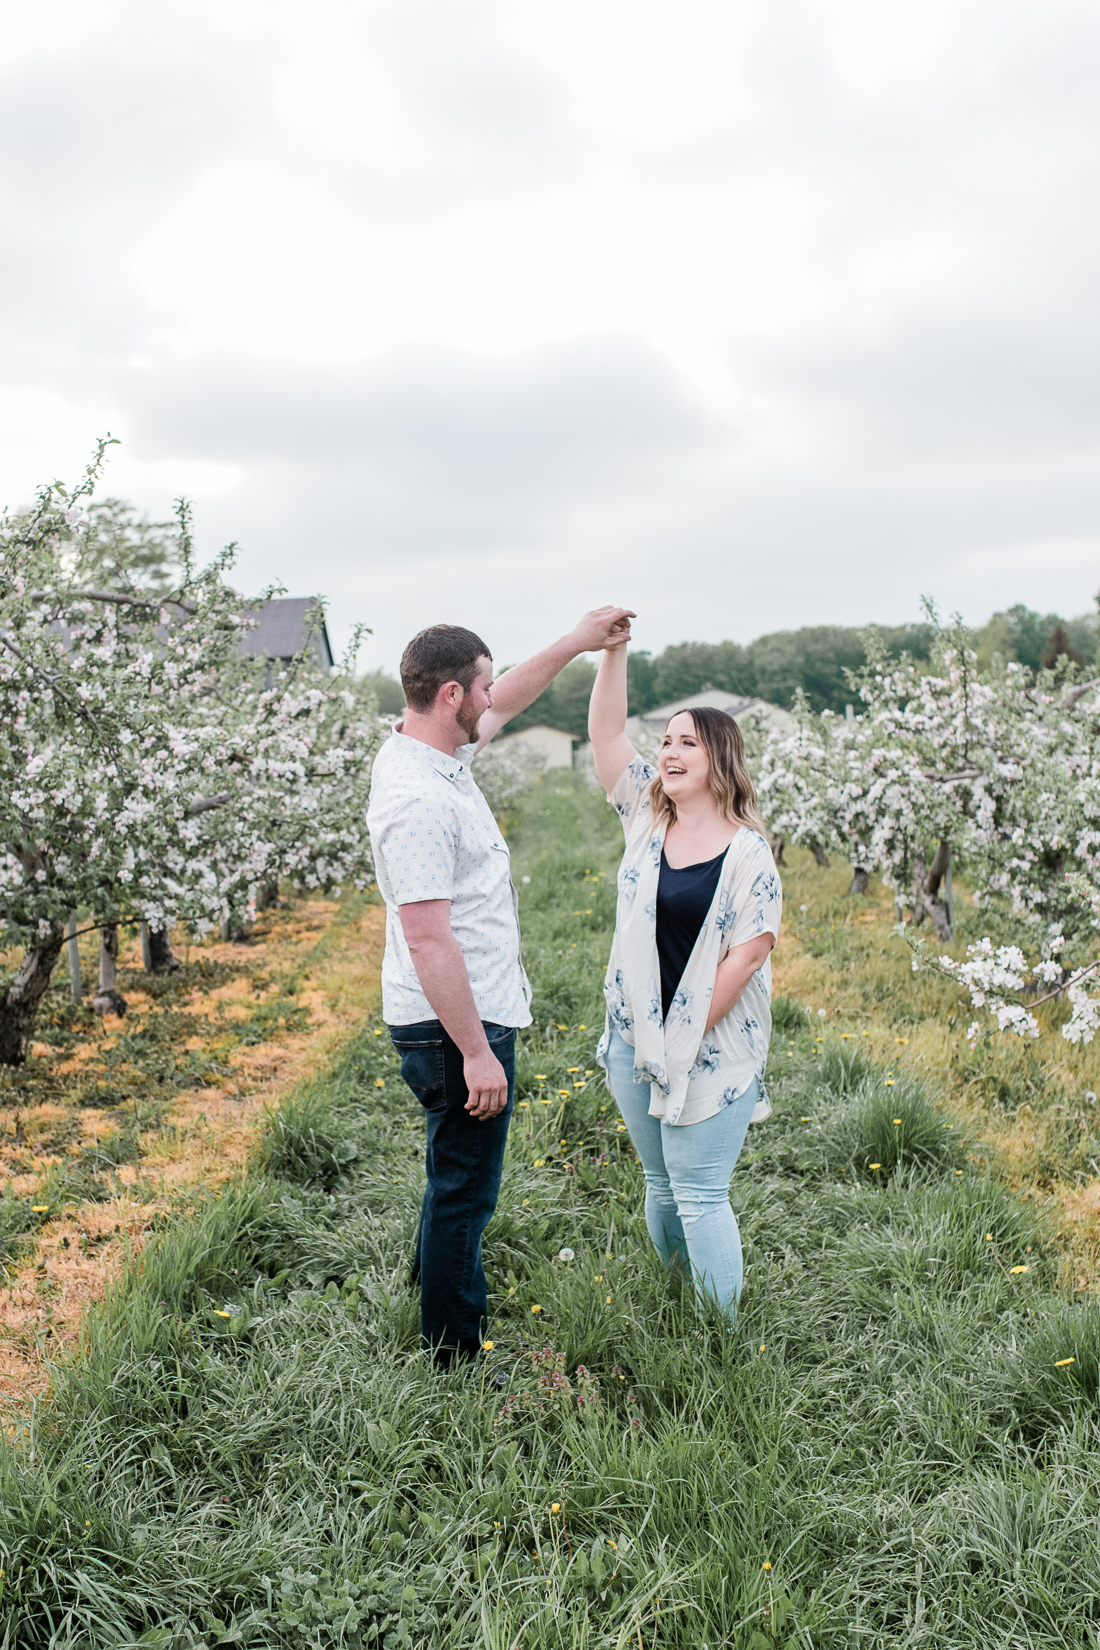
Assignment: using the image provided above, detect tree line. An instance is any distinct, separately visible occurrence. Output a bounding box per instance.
[484,603,1097,739]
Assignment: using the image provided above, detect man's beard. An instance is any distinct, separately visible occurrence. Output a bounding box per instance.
[456,700,482,742]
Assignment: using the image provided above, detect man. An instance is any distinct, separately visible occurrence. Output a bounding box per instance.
[366,608,633,1365]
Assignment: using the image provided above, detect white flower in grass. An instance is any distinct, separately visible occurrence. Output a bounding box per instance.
[557,1248,575,1263]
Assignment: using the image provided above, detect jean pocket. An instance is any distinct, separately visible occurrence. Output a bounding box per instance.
[390,1037,447,1113]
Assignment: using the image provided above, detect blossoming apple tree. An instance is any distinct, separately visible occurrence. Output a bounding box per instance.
[756,619,1100,1043]
[0,446,382,1064]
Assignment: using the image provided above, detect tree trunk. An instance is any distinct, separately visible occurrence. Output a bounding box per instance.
[911,840,953,941]
[769,833,786,866]
[66,914,82,1005]
[807,839,831,868]
[92,924,127,1016]
[147,926,181,975]
[848,866,870,895]
[256,878,281,911]
[0,934,65,1065]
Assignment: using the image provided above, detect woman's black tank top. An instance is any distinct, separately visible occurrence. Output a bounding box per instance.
[656,846,728,1020]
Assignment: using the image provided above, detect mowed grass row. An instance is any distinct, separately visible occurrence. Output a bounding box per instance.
[2,774,1100,1648]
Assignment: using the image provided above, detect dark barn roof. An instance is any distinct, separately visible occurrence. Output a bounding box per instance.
[237,598,334,668]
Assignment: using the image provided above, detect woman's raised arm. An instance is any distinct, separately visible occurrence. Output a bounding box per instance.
[588,640,637,795]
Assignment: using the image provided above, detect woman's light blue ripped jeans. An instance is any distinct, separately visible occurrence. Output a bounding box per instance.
[603,1025,758,1320]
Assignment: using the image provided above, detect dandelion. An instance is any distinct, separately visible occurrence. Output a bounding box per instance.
[566,1067,580,1073]
[213,1309,231,1318]
[893,1118,902,1125]
[1055,1357,1075,1367]
[607,1540,616,1549]
[508,1286,516,1294]
[579,1025,586,1031]
[534,1074,547,1080]
[616,1123,626,1132]
[956,1170,964,1176]
[1010,1265,1030,1275]
[885,1080,895,1086]
[896,1037,909,1044]
[531,1304,542,1313]
[759,1343,765,1353]
[374,1078,384,1088]
[551,1502,560,1513]
[841,1033,851,1040]
[869,1163,882,1170]
[986,1233,994,1242]
[558,1248,575,1262]
[31,1205,49,1213]
[800,1116,811,1122]
[762,1561,772,1572]
[556,1024,569,1031]
[558,1090,570,1098]
[519,1101,529,1110]
[373,1028,383,1036]
[494,1520,502,1527]
[818,1009,827,1018]
[482,1340,495,1352]
[606,1295,612,1304]
[534,1159,545,1167]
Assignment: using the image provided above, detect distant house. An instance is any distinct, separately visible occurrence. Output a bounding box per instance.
[237,598,334,670]
[492,724,575,770]
[628,689,793,740]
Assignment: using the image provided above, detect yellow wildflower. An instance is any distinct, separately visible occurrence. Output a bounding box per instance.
[1055,1357,1075,1367]
[869,1163,881,1170]
[482,1341,494,1352]
[374,1078,384,1088]
[762,1561,772,1572]
[551,1502,560,1513]
[531,1304,542,1313]
[31,1205,49,1213]
[1010,1265,1030,1275]
[893,1118,902,1125]
[213,1310,231,1318]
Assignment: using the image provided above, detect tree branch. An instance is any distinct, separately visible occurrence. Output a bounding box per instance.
[29,587,198,615]
[1061,677,1100,711]
[185,792,232,817]
[0,634,103,736]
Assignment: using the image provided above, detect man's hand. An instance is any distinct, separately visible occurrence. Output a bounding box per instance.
[463,1046,510,1119]
[567,606,635,654]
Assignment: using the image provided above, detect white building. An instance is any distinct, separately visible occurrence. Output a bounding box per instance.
[492,724,575,770]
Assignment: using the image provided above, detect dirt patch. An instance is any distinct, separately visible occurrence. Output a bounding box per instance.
[0,897,386,1407]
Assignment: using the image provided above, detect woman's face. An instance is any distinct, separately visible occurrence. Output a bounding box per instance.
[659,713,711,806]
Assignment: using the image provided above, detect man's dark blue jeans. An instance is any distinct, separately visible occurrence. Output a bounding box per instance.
[388,1018,515,1366]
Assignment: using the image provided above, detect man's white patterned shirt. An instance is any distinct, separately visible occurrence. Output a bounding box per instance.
[367,731,533,1028]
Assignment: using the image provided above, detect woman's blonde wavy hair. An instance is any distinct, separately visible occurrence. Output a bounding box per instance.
[648,707,768,835]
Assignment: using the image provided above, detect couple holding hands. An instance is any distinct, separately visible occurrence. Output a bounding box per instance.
[366,607,782,1367]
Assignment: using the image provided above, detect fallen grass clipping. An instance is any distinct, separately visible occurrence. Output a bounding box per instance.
[2,774,1100,1646]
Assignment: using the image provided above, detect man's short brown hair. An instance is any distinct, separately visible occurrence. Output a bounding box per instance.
[400,624,492,713]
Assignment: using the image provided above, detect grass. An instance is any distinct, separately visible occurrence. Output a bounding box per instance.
[1,774,1099,1645]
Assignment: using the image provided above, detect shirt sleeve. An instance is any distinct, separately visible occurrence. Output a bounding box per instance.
[725,832,783,949]
[374,793,459,904]
[607,755,658,828]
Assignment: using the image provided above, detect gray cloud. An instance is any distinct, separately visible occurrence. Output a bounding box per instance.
[124,340,716,546]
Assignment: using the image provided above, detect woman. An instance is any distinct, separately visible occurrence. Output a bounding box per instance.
[589,640,781,1321]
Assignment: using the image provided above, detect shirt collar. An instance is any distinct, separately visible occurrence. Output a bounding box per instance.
[391,728,476,782]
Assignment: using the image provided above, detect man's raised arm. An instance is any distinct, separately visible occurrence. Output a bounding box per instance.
[475,606,634,748]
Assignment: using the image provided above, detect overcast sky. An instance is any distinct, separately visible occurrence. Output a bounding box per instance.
[3,0,1099,670]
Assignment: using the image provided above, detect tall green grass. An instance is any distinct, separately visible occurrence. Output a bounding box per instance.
[1,775,1098,1647]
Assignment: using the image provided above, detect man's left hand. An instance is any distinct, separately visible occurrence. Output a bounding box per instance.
[569,606,635,654]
